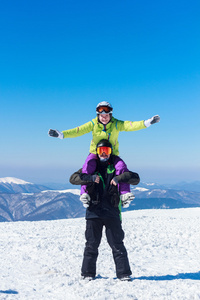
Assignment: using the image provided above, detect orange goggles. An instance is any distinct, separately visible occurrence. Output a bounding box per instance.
[96,106,112,114]
[97,146,112,155]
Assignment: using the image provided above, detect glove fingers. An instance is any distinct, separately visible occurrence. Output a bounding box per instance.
[80,193,90,208]
[48,129,59,137]
[121,192,135,208]
[122,201,130,208]
[151,115,160,124]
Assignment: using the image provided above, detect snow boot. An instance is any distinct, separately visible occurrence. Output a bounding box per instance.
[119,275,131,282]
[82,276,95,281]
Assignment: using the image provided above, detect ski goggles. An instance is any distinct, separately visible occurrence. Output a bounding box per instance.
[97,146,112,155]
[96,106,112,114]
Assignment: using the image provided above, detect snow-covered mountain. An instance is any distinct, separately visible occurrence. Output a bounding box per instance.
[0,178,84,221]
[0,189,83,222]
[0,208,200,299]
[138,181,200,193]
[131,185,200,206]
[0,177,200,222]
[127,183,200,210]
[0,177,50,194]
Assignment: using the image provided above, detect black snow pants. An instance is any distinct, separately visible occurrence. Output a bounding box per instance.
[81,218,132,279]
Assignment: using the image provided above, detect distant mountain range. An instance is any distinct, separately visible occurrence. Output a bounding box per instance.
[40,180,200,193]
[0,177,200,222]
[128,183,200,211]
[0,177,51,194]
[165,181,200,193]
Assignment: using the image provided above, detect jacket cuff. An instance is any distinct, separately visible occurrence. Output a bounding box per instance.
[112,177,119,185]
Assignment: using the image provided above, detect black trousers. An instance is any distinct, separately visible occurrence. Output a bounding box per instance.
[81,218,132,278]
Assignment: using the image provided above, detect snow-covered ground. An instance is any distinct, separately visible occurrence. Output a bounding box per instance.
[1,208,200,300]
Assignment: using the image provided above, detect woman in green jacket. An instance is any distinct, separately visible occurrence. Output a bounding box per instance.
[48,101,160,194]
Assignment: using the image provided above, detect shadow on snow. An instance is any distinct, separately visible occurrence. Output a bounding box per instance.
[0,289,19,294]
[133,271,200,281]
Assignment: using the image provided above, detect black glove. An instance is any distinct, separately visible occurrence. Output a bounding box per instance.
[48,129,58,137]
[150,115,160,124]
[48,129,64,139]
[144,115,160,127]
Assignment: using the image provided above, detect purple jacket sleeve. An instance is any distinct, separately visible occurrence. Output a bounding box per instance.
[81,153,97,194]
[114,156,130,194]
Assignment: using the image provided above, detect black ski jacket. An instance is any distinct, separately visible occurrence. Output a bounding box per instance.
[70,156,140,220]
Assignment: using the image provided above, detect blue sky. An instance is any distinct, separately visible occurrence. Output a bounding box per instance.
[0,0,200,184]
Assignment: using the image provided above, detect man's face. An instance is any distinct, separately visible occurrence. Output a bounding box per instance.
[98,152,110,160]
[98,114,111,125]
[97,146,112,161]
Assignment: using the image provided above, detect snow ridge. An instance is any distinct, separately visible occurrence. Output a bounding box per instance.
[41,189,80,195]
[0,177,32,185]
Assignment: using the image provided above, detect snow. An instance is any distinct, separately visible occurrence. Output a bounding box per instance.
[0,177,32,185]
[134,187,149,192]
[41,189,81,195]
[21,193,34,196]
[0,208,200,299]
[148,189,167,195]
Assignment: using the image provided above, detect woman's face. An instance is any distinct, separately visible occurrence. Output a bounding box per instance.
[98,114,111,125]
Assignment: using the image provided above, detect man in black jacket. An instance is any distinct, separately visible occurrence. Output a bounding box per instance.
[70,139,140,281]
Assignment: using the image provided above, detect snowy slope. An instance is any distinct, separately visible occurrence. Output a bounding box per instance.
[0,177,50,194]
[0,208,200,299]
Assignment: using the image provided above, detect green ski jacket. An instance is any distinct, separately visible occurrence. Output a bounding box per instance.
[62,116,146,155]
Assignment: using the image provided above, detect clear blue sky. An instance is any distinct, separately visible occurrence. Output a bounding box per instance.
[0,0,200,184]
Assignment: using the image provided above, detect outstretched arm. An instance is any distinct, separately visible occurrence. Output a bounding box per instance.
[48,121,94,139]
[116,115,160,132]
[62,121,93,138]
